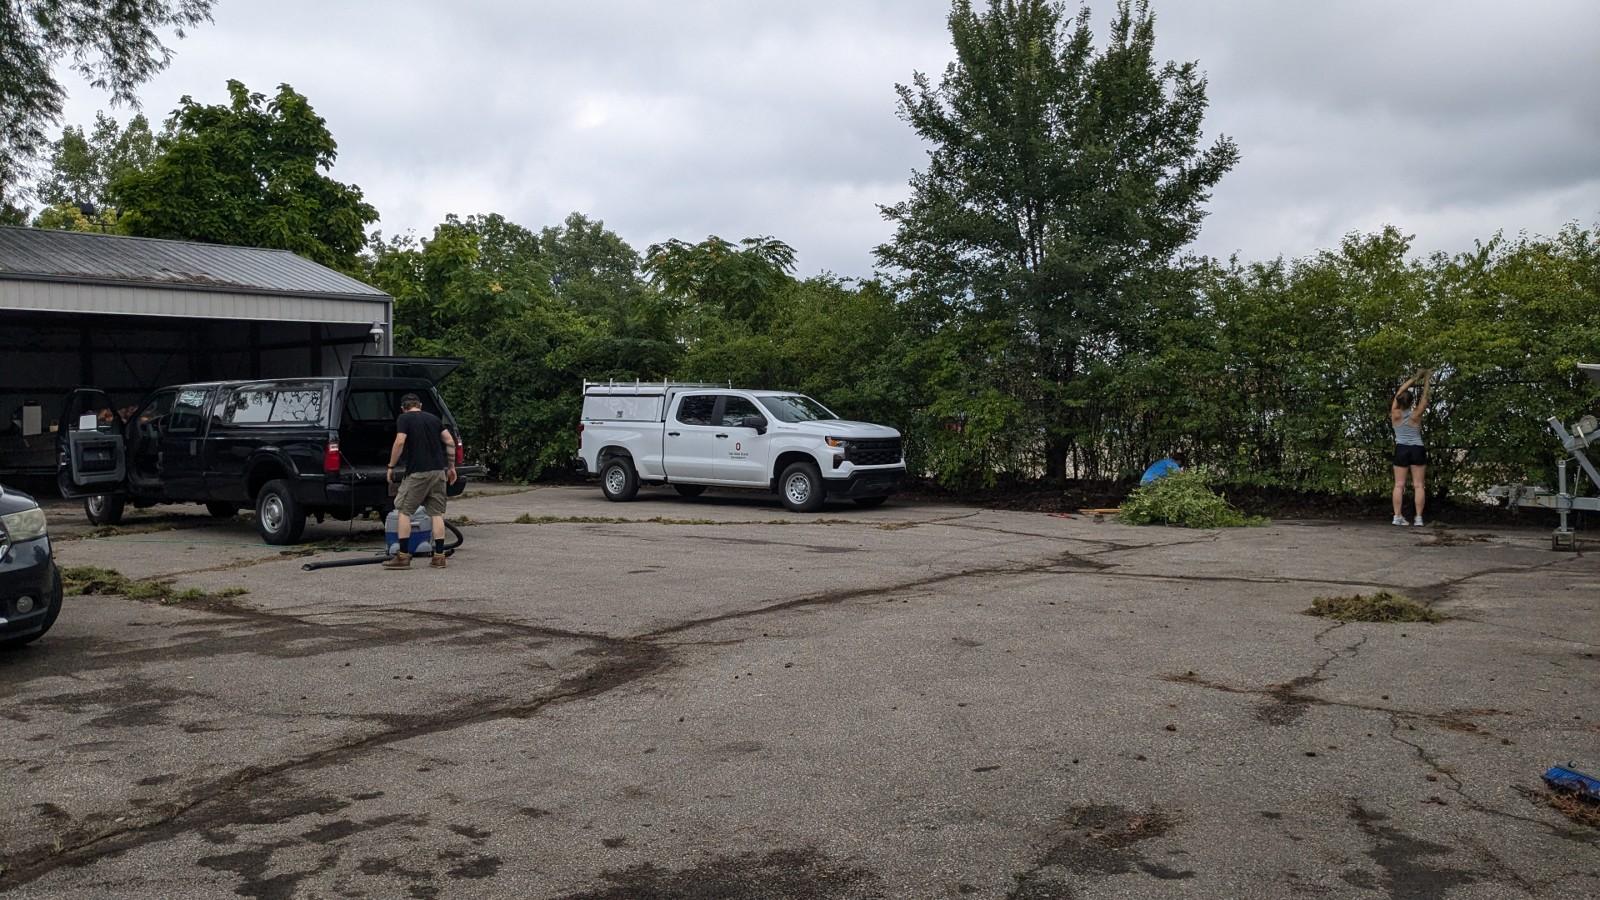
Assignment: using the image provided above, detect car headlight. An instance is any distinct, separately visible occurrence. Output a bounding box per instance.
[0,507,47,542]
[825,436,848,449]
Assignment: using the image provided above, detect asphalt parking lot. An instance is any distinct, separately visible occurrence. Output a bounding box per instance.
[2,485,1597,899]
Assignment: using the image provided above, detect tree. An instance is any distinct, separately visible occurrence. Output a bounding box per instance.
[0,0,212,210]
[644,235,797,330]
[366,212,682,480]
[109,80,377,270]
[878,0,1238,480]
[542,212,679,375]
[31,111,158,230]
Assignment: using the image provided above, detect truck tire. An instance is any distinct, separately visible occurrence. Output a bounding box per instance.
[84,494,125,526]
[255,479,307,544]
[206,502,241,519]
[672,484,706,498]
[600,458,639,502]
[779,461,826,513]
[853,496,888,509]
[0,566,63,649]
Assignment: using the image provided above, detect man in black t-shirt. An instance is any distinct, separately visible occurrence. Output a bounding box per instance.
[383,394,458,569]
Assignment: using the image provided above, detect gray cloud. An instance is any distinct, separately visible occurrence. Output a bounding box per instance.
[55,0,1599,275]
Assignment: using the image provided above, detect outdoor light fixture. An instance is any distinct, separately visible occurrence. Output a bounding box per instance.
[369,322,385,344]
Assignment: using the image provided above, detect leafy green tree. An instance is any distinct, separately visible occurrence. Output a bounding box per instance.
[0,0,212,210]
[368,212,680,480]
[644,235,797,330]
[879,0,1238,480]
[31,111,158,230]
[542,212,679,377]
[33,202,118,231]
[110,80,377,270]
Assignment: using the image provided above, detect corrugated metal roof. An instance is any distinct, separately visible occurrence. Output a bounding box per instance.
[0,227,388,299]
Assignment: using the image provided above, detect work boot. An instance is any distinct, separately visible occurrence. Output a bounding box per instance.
[383,551,412,570]
[430,554,447,569]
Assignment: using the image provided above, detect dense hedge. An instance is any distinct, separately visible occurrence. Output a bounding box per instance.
[372,217,1599,500]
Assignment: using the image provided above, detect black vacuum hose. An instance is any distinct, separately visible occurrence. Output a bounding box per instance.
[302,521,465,571]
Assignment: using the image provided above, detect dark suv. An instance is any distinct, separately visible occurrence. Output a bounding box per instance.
[0,484,62,648]
[57,357,481,544]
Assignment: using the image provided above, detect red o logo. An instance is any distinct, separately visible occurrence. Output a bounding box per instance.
[735,442,742,451]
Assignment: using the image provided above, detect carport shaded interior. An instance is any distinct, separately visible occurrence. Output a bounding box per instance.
[0,311,378,474]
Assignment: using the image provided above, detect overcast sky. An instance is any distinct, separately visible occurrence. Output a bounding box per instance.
[57,0,1599,277]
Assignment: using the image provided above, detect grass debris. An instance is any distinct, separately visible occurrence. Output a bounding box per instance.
[1118,468,1266,529]
[61,566,248,606]
[509,514,860,527]
[1545,790,1600,829]
[1307,591,1445,623]
[512,514,718,525]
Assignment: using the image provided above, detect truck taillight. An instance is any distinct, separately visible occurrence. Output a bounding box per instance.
[323,441,341,474]
[455,440,465,466]
[577,422,584,448]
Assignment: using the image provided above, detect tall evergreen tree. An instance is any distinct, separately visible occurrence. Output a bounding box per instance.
[878,0,1238,479]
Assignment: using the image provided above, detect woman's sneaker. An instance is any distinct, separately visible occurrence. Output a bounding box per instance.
[1392,515,1407,526]
[1413,516,1425,527]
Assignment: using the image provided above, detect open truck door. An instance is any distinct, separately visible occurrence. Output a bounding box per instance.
[56,388,127,499]
[347,356,463,386]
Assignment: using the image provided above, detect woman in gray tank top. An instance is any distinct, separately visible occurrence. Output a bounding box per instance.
[1389,369,1433,526]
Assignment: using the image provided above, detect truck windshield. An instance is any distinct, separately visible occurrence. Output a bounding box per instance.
[758,395,836,423]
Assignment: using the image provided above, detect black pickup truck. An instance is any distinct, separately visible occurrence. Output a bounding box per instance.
[56,357,482,544]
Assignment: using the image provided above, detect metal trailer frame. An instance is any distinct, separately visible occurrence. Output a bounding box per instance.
[1487,363,1600,550]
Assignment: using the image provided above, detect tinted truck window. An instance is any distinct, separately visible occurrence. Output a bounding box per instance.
[272,388,325,424]
[720,396,763,425]
[168,388,211,434]
[676,395,716,426]
[224,388,275,424]
[223,386,327,425]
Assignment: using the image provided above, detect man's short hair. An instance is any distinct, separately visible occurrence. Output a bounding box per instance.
[400,393,423,410]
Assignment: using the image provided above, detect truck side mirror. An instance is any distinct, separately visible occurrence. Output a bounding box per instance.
[741,416,767,435]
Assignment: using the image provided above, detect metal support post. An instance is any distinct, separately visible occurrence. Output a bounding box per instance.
[1554,458,1576,551]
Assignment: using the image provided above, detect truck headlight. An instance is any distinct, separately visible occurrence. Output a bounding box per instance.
[825,436,847,449]
[0,507,47,542]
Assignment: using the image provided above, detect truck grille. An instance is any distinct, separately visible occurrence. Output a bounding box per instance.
[846,438,902,467]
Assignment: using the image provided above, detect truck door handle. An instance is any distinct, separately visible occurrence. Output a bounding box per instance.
[667,432,680,437]
[715,434,729,439]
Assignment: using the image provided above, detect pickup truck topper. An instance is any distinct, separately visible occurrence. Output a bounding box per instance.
[576,381,906,512]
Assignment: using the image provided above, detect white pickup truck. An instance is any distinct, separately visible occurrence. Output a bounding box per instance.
[576,382,906,511]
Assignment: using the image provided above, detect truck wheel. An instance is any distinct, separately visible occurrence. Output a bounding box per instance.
[0,566,63,649]
[673,484,706,498]
[853,496,888,509]
[779,461,826,513]
[206,502,241,519]
[600,458,639,502]
[255,479,307,545]
[84,494,125,526]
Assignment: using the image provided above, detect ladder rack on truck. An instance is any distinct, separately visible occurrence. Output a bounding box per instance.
[580,381,731,423]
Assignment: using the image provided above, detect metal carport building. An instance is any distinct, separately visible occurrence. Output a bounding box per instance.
[0,226,393,475]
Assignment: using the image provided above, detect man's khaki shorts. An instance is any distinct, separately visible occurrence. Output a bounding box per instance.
[394,470,448,516]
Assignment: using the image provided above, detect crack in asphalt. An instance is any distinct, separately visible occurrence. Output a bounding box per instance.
[640,548,1105,639]
[1408,556,1580,604]
[0,616,668,892]
[1384,714,1599,850]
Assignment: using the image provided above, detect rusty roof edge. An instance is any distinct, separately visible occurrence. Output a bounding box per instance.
[0,269,391,302]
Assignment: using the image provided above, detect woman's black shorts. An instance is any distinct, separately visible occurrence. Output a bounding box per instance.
[1394,444,1428,467]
